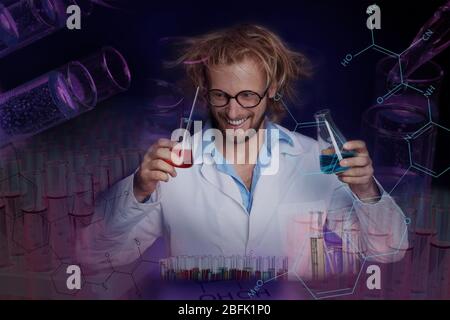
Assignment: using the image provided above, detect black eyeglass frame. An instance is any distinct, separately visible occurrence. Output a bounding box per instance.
[206,87,270,108]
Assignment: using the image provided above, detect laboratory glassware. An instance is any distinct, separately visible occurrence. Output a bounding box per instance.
[314,109,355,174]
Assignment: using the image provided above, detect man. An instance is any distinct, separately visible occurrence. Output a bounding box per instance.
[80,24,407,279]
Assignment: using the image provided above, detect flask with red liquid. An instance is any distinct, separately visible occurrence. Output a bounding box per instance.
[166,140,193,168]
[164,117,194,168]
[163,87,199,169]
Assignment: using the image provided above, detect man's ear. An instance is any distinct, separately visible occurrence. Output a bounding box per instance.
[268,84,278,99]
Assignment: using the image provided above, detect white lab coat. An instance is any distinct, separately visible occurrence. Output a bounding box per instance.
[78,123,408,280]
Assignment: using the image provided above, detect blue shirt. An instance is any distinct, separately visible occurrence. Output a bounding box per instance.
[203,120,293,213]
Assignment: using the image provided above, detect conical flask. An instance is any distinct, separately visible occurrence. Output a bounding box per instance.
[314,109,355,174]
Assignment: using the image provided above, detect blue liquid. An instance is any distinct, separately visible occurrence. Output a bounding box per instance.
[320,151,355,174]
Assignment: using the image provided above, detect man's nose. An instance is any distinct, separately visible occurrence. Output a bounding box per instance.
[225,98,242,119]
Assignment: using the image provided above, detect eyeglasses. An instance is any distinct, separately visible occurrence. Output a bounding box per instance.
[206,87,269,108]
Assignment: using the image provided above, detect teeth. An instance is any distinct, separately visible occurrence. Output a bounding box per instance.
[227,117,248,126]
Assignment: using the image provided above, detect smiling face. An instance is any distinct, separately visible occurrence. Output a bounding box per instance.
[207,58,275,144]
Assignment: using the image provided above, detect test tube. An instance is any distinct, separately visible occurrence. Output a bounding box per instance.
[309,211,326,282]
[224,256,231,280]
[342,224,364,276]
[286,212,312,277]
[324,208,347,275]
[0,62,97,146]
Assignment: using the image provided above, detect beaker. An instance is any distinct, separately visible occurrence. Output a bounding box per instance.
[362,103,433,206]
[314,109,355,174]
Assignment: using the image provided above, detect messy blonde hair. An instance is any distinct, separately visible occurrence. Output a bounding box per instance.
[172,24,311,123]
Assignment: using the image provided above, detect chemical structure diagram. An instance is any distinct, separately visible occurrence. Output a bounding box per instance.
[339,23,450,180]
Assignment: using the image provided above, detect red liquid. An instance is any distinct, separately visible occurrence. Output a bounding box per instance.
[164,148,193,168]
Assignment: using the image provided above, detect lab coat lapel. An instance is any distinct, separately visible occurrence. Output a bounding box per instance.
[247,170,281,247]
[199,156,247,213]
[247,126,304,249]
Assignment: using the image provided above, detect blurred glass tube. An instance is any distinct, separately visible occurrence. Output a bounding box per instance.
[21,170,46,212]
[68,171,94,217]
[80,46,131,103]
[0,61,97,146]
[2,158,21,197]
[120,148,140,177]
[0,0,93,58]
[342,223,364,276]
[2,159,25,257]
[410,194,436,298]
[20,170,51,272]
[427,206,450,299]
[45,160,68,198]
[324,230,343,275]
[375,57,444,120]
[100,155,123,186]
[0,198,9,267]
[362,103,433,208]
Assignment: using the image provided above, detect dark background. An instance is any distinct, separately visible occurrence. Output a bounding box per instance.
[0,0,448,184]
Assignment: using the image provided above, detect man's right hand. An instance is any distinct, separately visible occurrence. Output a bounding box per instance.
[133,138,179,202]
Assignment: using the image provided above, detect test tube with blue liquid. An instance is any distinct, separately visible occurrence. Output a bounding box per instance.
[314,109,355,174]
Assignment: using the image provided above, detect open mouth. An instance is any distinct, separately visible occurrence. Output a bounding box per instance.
[225,117,249,127]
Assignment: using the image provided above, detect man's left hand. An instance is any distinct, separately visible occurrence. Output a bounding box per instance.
[338,140,380,202]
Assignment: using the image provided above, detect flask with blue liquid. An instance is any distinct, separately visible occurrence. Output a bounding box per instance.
[314,109,355,174]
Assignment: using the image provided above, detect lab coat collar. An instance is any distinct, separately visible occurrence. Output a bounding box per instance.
[195,118,307,216]
[270,122,306,156]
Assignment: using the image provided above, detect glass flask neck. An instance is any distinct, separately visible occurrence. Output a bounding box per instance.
[314,109,334,125]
